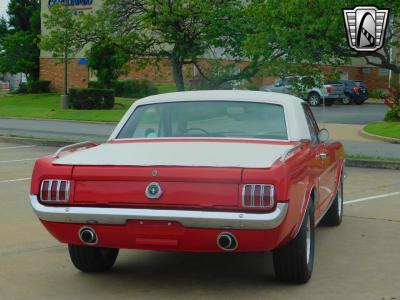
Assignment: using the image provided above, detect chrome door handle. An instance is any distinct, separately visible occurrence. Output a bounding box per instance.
[319,152,328,159]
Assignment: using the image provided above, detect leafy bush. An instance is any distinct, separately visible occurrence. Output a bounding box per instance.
[88,81,104,89]
[28,80,51,93]
[383,80,400,122]
[89,79,158,98]
[69,88,115,110]
[369,89,388,99]
[16,83,29,94]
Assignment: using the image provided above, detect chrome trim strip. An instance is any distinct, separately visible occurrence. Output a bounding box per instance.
[53,141,97,158]
[280,145,302,162]
[29,195,288,230]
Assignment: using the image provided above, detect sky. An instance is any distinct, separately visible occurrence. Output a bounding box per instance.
[0,0,9,18]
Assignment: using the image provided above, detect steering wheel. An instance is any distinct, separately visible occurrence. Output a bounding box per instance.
[181,127,210,136]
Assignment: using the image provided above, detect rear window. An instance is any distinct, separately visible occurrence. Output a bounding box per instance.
[117,101,288,140]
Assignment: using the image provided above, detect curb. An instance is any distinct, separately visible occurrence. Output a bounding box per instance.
[0,116,118,125]
[0,135,75,147]
[360,129,400,144]
[346,159,400,170]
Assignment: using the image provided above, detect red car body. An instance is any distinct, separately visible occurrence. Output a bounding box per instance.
[29,91,345,282]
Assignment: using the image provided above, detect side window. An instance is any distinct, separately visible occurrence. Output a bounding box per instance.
[302,103,319,144]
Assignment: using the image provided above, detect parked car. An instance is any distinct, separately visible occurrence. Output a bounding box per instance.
[29,91,345,283]
[339,80,369,105]
[260,76,345,107]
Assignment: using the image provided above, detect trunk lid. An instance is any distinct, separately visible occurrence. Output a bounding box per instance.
[56,140,295,209]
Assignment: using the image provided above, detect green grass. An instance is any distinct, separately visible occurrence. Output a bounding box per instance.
[156,83,177,94]
[0,93,133,122]
[364,121,400,139]
[347,154,400,163]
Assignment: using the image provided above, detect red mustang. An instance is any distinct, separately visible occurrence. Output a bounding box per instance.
[30,91,345,283]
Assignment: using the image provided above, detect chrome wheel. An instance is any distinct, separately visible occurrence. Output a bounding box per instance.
[306,215,311,264]
[308,94,320,106]
[337,179,343,217]
[341,97,351,105]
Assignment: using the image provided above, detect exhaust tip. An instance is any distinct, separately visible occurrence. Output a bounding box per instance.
[79,227,98,245]
[217,232,238,251]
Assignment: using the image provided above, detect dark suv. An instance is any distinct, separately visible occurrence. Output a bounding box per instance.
[339,80,368,105]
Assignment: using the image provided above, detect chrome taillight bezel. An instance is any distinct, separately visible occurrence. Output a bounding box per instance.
[242,184,275,210]
[40,179,70,203]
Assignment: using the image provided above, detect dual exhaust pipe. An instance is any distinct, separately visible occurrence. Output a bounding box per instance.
[79,227,98,245]
[79,227,238,251]
[217,232,238,251]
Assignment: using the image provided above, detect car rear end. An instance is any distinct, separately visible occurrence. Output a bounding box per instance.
[347,80,369,104]
[30,97,305,253]
[30,142,298,253]
[322,81,345,104]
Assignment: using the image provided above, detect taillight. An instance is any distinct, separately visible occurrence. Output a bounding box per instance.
[325,86,332,93]
[40,179,70,203]
[352,86,360,93]
[242,184,275,210]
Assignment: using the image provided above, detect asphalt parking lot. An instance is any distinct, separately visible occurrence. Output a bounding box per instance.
[1,142,400,300]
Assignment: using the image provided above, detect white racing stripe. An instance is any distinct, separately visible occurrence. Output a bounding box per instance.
[344,192,400,205]
[0,158,37,163]
[0,178,31,183]
[0,145,35,150]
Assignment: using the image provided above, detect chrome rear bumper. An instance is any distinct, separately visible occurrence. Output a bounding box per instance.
[29,195,288,230]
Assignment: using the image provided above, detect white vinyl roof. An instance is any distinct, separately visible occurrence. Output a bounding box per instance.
[109,90,311,142]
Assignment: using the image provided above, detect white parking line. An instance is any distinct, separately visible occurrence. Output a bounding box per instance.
[0,145,35,150]
[0,178,31,183]
[0,158,37,163]
[345,192,400,205]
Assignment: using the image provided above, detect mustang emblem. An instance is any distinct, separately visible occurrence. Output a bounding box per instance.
[145,182,163,199]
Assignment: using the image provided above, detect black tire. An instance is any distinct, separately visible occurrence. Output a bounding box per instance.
[307,92,321,107]
[321,175,343,226]
[354,99,364,105]
[273,200,315,284]
[68,245,119,272]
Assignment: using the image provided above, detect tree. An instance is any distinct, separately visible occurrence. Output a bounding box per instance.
[245,0,400,83]
[87,42,129,88]
[0,0,40,80]
[7,0,40,32]
[40,4,85,101]
[78,0,268,91]
[0,31,39,79]
[0,17,7,38]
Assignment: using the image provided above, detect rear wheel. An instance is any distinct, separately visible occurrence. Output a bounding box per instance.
[273,200,315,284]
[341,96,352,105]
[68,245,119,272]
[307,92,321,106]
[321,175,343,226]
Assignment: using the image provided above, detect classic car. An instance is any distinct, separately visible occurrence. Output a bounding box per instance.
[29,90,345,283]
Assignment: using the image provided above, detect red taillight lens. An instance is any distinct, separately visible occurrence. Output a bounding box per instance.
[352,86,360,93]
[40,180,70,203]
[326,86,332,93]
[242,184,275,210]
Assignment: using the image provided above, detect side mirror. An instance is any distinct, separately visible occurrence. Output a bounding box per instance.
[318,128,330,142]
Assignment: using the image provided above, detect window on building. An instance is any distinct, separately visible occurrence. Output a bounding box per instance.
[362,68,371,75]
[379,68,389,76]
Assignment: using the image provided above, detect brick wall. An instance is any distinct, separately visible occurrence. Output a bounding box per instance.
[40,58,89,92]
[40,57,390,92]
